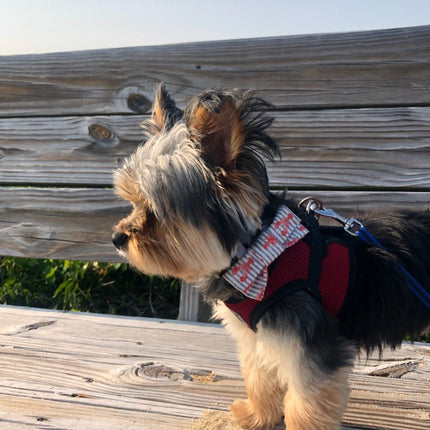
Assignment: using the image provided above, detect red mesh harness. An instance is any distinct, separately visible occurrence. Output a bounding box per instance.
[224,221,356,331]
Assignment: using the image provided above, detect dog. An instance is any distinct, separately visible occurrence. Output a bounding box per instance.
[112,84,430,430]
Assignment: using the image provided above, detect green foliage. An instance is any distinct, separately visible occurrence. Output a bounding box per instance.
[0,257,180,319]
[0,257,428,342]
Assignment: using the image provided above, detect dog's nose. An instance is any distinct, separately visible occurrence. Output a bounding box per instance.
[112,232,130,250]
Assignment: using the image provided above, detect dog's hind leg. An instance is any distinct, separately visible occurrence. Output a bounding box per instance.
[283,364,351,430]
[254,301,355,430]
[278,334,354,430]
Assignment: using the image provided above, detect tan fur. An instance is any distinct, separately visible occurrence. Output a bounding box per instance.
[190,99,270,226]
[149,86,170,133]
[152,96,164,131]
[214,302,352,430]
[230,359,284,429]
[189,102,245,168]
[283,365,350,430]
[224,170,268,226]
[115,212,230,281]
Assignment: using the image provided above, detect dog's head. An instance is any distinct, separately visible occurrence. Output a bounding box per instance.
[112,84,278,281]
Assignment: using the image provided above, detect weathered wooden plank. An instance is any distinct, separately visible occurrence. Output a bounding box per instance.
[0,306,428,430]
[1,187,429,261]
[0,187,128,261]
[1,107,430,189]
[286,190,430,215]
[269,107,430,190]
[0,26,429,117]
[0,115,141,186]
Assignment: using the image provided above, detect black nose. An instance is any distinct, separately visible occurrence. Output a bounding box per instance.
[112,232,130,250]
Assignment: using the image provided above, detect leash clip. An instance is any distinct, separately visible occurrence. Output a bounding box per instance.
[299,196,363,236]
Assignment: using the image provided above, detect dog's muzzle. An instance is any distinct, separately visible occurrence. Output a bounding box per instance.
[112,232,130,250]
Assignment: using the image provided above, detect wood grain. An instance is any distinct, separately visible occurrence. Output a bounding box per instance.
[0,187,129,261]
[269,107,430,190]
[0,306,428,430]
[1,187,429,261]
[0,115,142,186]
[1,107,430,189]
[0,26,429,117]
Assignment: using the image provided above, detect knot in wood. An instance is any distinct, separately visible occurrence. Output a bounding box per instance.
[127,93,152,113]
[88,124,113,141]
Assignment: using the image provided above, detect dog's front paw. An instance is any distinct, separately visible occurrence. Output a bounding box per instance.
[231,399,280,430]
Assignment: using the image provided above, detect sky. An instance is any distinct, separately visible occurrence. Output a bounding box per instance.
[0,0,429,55]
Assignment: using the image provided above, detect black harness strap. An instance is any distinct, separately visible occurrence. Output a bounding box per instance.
[304,214,323,302]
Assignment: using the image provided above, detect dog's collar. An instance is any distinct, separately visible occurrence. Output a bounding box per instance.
[223,205,309,300]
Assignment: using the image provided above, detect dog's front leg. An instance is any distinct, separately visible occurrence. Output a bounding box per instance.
[214,303,284,429]
[231,343,284,430]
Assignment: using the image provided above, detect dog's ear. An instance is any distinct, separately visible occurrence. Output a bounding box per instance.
[186,92,245,169]
[143,84,183,135]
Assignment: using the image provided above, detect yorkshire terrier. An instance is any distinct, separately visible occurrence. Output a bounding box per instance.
[112,84,430,430]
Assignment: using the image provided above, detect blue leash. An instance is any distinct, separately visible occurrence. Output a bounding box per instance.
[299,197,430,310]
[356,226,430,309]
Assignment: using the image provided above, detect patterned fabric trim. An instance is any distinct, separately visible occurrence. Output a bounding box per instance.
[223,206,309,300]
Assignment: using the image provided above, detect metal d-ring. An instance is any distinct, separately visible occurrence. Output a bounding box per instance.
[298,196,324,215]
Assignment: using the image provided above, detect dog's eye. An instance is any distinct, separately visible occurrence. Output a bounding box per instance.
[145,208,156,224]
[128,226,139,234]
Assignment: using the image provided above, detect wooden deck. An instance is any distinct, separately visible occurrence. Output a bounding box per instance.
[0,305,428,430]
